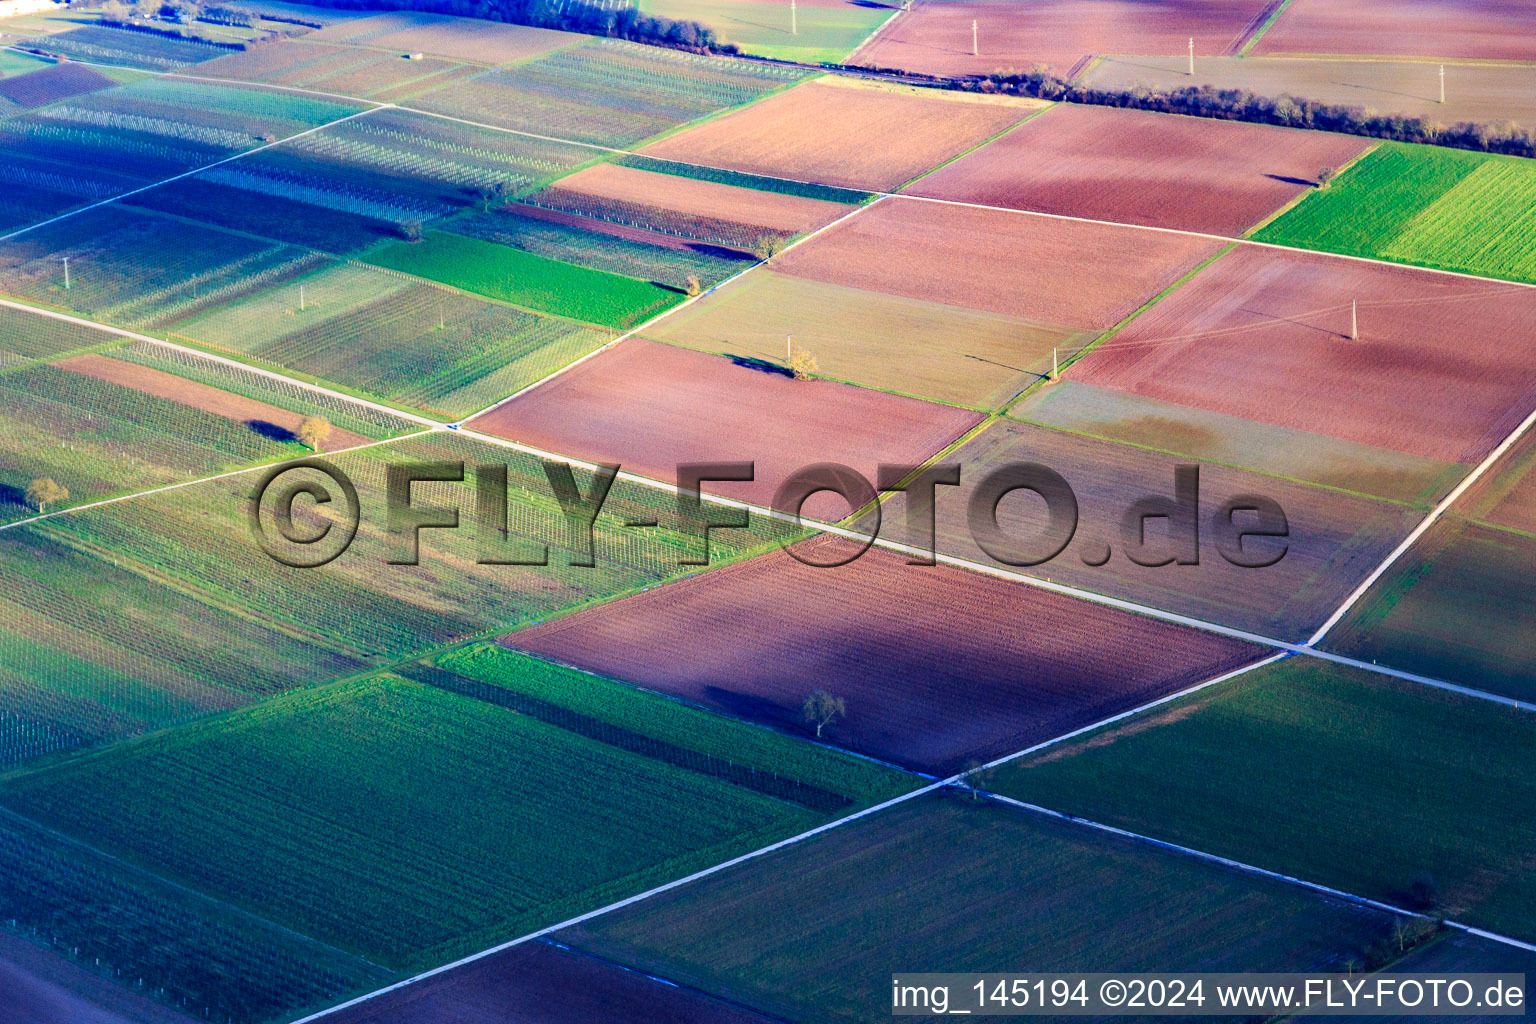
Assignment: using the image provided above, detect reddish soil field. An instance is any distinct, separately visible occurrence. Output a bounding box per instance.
[855,0,1275,76]
[1069,245,1536,463]
[508,539,1261,774]
[0,62,113,109]
[909,105,1369,236]
[641,78,1039,191]
[1254,0,1536,61]
[54,355,371,450]
[775,198,1223,328]
[323,939,773,1024]
[466,338,982,515]
[547,163,852,234]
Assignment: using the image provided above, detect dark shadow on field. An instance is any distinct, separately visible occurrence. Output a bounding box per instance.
[1237,305,1342,338]
[687,241,756,262]
[703,685,801,734]
[728,355,795,377]
[247,420,298,443]
[0,482,27,510]
[1331,78,1431,104]
[851,0,899,7]
[1266,173,1321,187]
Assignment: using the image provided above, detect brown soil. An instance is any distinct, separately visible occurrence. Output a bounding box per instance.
[1255,0,1536,61]
[550,163,851,233]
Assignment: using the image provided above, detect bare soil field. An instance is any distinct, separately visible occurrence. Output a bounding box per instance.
[1070,245,1536,463]
[854,0,1275,76]
[640,77,1040,191]
[646,269,1093,410]
[909,105,1369,235]
[775,198,1223,328]
[1454,427,1536,534]
[547,163,852,234]
[912,418,1419,640]
[195,42,472,98]
[1085,56,1536,127]
[1015,379,1463,506]
[54,354,371,450]
[0,930,196,1024]
[323,939,773,1024]
[466,338,981,514]
[308,11,579,64]
[506,539,1261,774]
[1254,0,1536,61]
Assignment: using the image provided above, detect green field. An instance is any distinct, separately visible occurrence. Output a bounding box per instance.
[564,795,1402,1022]
[430,643,912,805]
[992,658,1536,941]
[0,676,862,969]
[366,231,683,330]
[0,431,799,768]
[1255,143,1536,283]
[174,261,617,417]
[640,0,896,64]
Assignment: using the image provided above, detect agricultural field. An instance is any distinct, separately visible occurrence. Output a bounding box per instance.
[410,38,806,147]
[0,49,52,80]
[508,539,1260,773]
[646,268,1092,410]
[774,197,1225,327]
[0,61,115,111]
[195,40,480,99]
[642,76,1041,191]
[992,658,1536,942]
[0,429,798,769]
[304,9,579,64]
[467,337,983,514]
[0,674,908,973]
[1083,56,1536,127]
[366,231,681,330]
[1253,0,1536,61]
[912,417,1418,640]
[22,23,237,70]
[908,103,1370,235]
[562,795,1404,1023]
[1254,142,1536,283]
[852,0,1278,76]
[1013,379,1463,506]
[1069,244,1536,464]
[525,161,854,251]
[324,938,777,1024]
[641,0,898,64]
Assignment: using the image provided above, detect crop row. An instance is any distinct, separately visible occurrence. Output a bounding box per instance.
[23,25,230,70]
[199,163,450,222]
[527,186,787,251]
[615,153,872,205]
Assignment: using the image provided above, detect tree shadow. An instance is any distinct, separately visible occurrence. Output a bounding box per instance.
[247,420,298,443]
[0,482,27,510]
[729,355,794,377]
[1266,173,1321,187]
[703,685,796,730]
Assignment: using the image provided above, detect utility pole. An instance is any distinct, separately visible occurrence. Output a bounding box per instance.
[787,333,793,363]
[61,256,69,290]
[1051,347,1059,381]
[299,283,305,312]
[791,0,796,35]
[1188,37,1195,76]
[1351,299,1358,340]
[1439,64,1445,104]
[972,19,979,57]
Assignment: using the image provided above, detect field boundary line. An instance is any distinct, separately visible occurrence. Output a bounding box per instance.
[283,653,1294,1023]
[0,430,430,535]
[0,299,443,428]
[0,104,389,245]
[1306,397,1536,643]
[843,0,909,66]
[453,194,891,423]
[983,791,1536,955]
[1301,648,1536,712]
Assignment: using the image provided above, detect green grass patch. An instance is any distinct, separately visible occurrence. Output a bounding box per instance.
[992,657,1536,942]
[366,231,682,330]
[431,643,913,805]
[639,0,895,63]
[1255,142,1536,282]
[0,677,832,970]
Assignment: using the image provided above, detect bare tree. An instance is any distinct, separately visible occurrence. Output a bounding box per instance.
[960,760,994,802]
[788,347,818,380]
[26,478,68,513]
[801,690,844,738]
[684,275,702,297]
[752,234,782,261]
[1317,166,1337,188]
[398,218,424,242]
[297,416,332,452]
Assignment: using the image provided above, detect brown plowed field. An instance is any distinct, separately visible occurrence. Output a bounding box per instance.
[914,418,1419,640]
[466,338,981,515]
[323,939,773,1024]
[1254,0,1536,61]
[1069,245,1536,463]
[909,105,1370,236]
[54,355,371,450]
[548,163,852,234]
[640,77,1040,191]
[855,0,1274,76]
[775,198,1223,328]
[506,539,1262,774]
[309,11,579,63]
